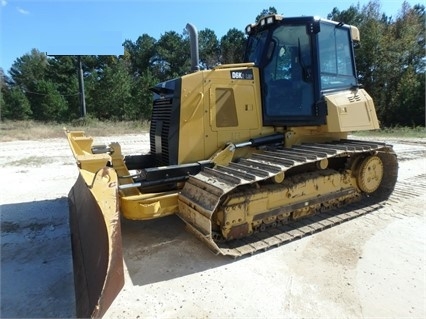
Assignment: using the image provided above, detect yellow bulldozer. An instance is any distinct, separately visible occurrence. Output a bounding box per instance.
[65,14,398,318]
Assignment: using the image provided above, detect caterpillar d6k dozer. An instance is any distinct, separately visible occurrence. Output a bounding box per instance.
[66,15,398,317]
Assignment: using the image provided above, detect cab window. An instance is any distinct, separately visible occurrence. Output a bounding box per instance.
[319,23,356,90]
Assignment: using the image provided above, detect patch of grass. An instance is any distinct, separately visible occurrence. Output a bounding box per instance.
[0,121,64,141]
[0,220,59,233]
[1,120,424,142]
[353,126,426,138]
[0,120,150,142]
[6,156,56,167]
[0,221,20,233]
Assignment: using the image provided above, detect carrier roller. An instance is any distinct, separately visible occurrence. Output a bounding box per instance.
[178,139,398,257]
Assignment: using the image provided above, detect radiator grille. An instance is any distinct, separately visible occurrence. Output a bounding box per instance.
[150,98,173,166]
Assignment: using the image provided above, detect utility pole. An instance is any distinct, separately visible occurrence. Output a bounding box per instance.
[46,54,87,118]
[77,56,86,117]
[46,33,122,118]
[46,53,121,118]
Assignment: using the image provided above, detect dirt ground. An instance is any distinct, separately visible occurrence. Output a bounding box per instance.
[0,134,425,318]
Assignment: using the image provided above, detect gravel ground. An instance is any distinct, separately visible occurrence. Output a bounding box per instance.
[0,134,425,318]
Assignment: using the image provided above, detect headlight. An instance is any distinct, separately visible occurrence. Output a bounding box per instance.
[266,16,274,24]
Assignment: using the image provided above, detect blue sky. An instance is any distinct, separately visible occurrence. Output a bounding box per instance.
[0,0,412,74]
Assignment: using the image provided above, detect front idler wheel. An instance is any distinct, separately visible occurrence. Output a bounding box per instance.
[356,155,384,194]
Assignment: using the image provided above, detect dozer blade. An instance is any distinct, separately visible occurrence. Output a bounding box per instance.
[68,167,124,318]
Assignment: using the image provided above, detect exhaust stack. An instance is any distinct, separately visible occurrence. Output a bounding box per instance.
[186,23,200,72]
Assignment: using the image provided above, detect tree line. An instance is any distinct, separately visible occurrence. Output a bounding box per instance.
[0,1,424,127]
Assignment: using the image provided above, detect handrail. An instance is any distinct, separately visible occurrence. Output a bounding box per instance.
[213,62,255,70]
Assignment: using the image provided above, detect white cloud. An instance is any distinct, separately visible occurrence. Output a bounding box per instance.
[1,0,7,7]
[17,7,29,14]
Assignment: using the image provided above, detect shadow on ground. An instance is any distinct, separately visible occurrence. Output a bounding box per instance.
[0,198,75,318]
[120,214,233,287]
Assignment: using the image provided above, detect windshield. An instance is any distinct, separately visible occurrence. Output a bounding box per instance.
[245,30,268,64]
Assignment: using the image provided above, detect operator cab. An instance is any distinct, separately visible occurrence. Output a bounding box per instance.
[244,15,359,126]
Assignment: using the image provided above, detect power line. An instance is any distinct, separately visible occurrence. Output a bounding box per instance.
[22,89,80,97]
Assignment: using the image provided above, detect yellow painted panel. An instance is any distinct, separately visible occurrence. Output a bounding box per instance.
[325,89,380,132]
[178,72,206,163]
